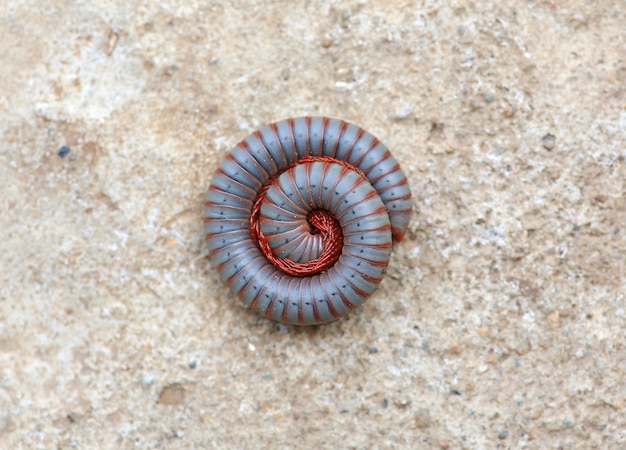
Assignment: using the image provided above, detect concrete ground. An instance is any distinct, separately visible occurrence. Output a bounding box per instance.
[1,0,625,448]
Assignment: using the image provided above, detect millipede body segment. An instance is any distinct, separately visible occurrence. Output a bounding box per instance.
[204,117,412,325]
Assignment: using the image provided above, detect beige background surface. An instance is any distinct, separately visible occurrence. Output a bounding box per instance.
[1,0,625,448]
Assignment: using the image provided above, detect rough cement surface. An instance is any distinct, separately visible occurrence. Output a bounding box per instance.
[1,1,625,448]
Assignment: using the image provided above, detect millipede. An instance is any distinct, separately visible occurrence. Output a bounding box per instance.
[204,117,412,325]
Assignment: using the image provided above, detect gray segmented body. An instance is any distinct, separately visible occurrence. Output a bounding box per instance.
[204,117,412,325]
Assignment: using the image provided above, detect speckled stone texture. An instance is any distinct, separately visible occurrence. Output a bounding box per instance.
[1,1,625,448]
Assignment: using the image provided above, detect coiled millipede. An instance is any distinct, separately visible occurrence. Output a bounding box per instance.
[204,117,412,325]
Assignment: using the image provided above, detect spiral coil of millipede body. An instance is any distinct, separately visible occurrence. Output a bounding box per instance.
[204,117,412,325]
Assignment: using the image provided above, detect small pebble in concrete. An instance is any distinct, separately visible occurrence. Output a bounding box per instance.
[542,133,556,150]
[484,90,495,103]
[142,373,156,388]
[593,194,607,203]
[562,417,574,428]
[58,145,70,158]
[498,428,509,439]
[395,397,411,408]
[415,408,433,428]
[158,383,185,405]
[393,102,414,120]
